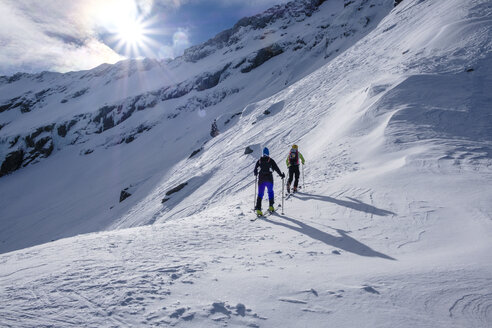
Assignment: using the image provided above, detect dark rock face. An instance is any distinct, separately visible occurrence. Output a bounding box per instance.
[72,88,89,98]
[394,0,403,6]
[56,120,78,137]
[244,146,254,155]
[24,125,54,148]
[165,183,188,196]
[0,150,24,177]
[189,148,202,158]
[195,64,231,91]
[241,44,284,73]
[0,123,59,177]
[57,124,68,137]
[119,189,132,202]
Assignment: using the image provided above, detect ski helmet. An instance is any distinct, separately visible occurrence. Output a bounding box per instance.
[292,144,298,149]
[263,147,269,156]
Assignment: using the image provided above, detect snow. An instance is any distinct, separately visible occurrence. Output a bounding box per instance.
[1,0,492,327]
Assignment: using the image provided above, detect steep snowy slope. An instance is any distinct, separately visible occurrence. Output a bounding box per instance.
[0,0,396,253]
[0,0,491,326]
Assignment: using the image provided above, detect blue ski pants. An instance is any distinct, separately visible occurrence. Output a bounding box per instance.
[256,181,274,209]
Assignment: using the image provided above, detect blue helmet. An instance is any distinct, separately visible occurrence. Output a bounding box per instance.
[263,147,269,156]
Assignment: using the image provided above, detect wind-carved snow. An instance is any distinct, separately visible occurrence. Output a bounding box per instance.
[0,0,492,327]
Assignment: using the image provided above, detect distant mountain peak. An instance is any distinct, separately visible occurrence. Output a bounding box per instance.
[183,0,328,62]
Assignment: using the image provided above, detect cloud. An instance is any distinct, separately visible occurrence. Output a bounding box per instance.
[154,0,289,7]
[158,28,191,59]
[0,0,290,75]
[0,0,124,75]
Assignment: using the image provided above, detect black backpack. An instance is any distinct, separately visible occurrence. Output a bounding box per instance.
[289,150,299,166]
[258,157,273,175]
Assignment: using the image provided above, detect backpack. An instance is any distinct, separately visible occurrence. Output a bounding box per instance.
[289,150,299,166]
[258,156,273,175]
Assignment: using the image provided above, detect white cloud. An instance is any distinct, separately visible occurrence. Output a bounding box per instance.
[0,0,124,75]
[158,28,191,59]
[0,0,290,75]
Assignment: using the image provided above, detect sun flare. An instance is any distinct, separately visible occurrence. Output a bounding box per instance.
[94,0,157,57]
[117,19,145,46]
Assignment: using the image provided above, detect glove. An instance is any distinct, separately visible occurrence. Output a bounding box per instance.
[281,172,285,179]
[254,171,258,177]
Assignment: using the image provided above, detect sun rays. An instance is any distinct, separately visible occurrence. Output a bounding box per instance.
[93,0,161,58]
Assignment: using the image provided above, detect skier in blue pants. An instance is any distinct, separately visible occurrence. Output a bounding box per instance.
[254,147,285,216]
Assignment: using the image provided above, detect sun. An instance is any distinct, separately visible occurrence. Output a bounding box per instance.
[116,18,145,46]
[95,0,157,57]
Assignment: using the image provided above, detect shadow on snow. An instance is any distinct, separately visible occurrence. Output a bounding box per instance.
[263,213,396,260]
[293,192,396,216]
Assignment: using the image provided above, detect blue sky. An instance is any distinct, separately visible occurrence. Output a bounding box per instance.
[0,0,289,76]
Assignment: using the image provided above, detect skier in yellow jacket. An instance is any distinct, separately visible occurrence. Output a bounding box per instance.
[285,144,305,193]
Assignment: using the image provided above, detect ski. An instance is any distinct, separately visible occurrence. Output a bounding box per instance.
[250,209,274,221]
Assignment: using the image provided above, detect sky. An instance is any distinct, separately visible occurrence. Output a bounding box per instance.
[0,0,289,76]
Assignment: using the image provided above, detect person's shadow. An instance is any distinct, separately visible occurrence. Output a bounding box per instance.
[293,192,396,217]
[262,213,396,260]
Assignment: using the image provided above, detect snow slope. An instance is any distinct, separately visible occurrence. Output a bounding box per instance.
[0,0,395,253]
[1,0,492,327]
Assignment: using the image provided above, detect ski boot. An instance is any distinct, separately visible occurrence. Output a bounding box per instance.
[268,206,275,213]
[256,209,263,217]
[286,184,291,194]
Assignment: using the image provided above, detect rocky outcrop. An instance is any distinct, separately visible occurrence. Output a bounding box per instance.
[183,0,326,62]
[166,182,188,196]
[241,44,284,73]
[119,189,132,202]
[0,150,24,177]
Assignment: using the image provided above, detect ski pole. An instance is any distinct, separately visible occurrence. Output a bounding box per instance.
[281,177,285,215]
[254,176,257,211]
[302,164,305,190]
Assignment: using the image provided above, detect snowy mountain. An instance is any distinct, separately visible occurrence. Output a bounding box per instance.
[0,0,396,252]
[1,0,492,327]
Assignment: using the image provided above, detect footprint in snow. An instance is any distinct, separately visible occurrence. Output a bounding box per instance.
[205,301,265,323]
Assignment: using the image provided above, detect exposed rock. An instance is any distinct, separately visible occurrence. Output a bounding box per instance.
[224,112,242,125]
[241,44,284,73]
[189,148,202,158]
[72,88,89,98]
[0,150,24,177]
[119,189,132,202]
[24,125,54,148]
[195,64,231,91]
[9,136,20,148]
[165,182,188,196]
[56,120,78,137]
[244,146,254,155]
[57,124,68,137]
[183,0,326,62]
